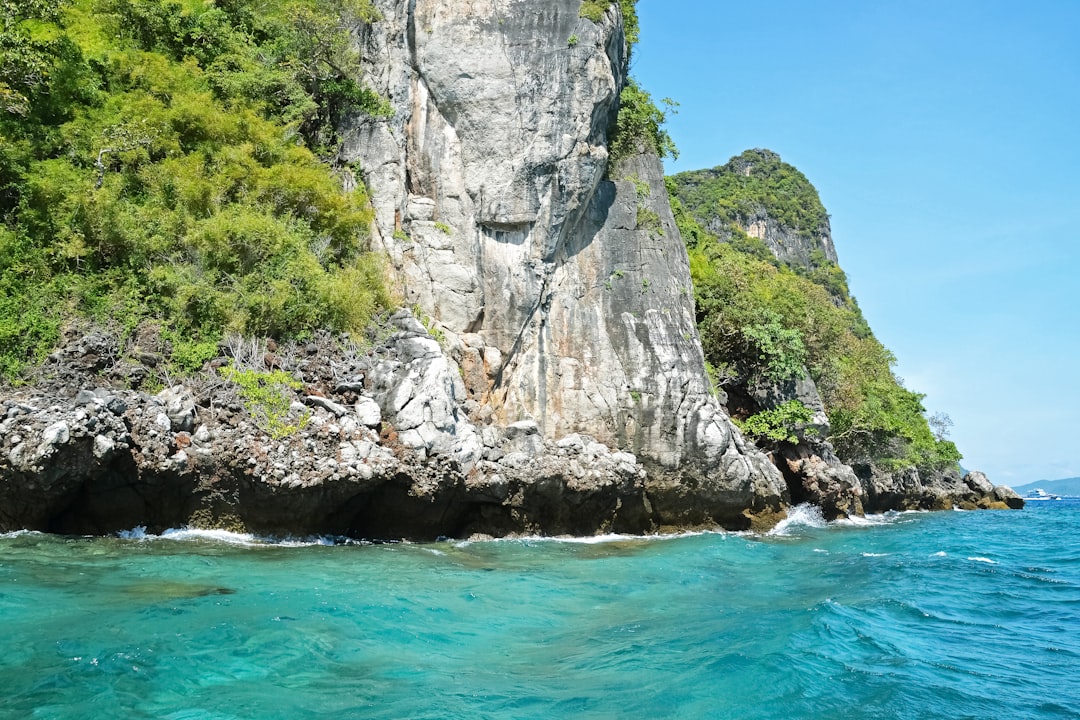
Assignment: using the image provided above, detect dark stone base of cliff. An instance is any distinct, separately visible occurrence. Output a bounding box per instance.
[0,319,1021,541]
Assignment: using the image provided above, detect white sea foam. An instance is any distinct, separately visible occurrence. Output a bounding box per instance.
[836,511,906,527]
[491,530,721,546]
[0,529,40,539]
[861,552,889,557]
[114,526,358,547]
[768,504,827,536]
[967,556,997,564]
[161,527,260,545]
[932,551,947,557]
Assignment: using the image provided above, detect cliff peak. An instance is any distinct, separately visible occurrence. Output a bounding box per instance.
[669,148,838,271]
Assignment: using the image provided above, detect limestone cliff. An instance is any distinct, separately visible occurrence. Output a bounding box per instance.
[338,0,786,521]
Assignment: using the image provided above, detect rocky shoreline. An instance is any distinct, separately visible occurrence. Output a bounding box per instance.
[0,312,1022,540]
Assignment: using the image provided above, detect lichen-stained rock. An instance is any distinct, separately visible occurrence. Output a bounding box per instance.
[364,310,482,468]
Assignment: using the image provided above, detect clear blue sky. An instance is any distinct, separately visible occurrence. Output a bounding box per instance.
[632,0,1080,485]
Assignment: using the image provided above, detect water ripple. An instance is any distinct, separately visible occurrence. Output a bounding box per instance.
[2,502,1079,718]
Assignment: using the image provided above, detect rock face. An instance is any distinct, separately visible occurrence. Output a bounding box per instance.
[721,205,837,270]
[857,465,1024,512]
[338,0,787,514]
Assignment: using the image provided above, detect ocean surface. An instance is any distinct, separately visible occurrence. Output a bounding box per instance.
[2,501,1078,720]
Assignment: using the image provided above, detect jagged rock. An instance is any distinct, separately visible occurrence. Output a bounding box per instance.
[74,389,97,406]
[335,380,366,394]
[92,434,115,459]
[963,471,995,495]
[40,421,70,449]
[156,386,196,433]
[780,447,864,519]
[993,485,1025,510]
[105,396,128,416]
[354,397,382,428]
[306,396,350,418]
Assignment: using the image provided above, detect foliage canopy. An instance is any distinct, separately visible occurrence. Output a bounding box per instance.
[0,0,392,381]
[670,149,829,242]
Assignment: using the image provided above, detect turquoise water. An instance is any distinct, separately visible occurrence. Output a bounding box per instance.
[2,502,1078,719]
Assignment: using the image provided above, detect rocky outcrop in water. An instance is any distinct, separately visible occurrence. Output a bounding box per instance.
[0,1,1018,538]
[1,315,783,537]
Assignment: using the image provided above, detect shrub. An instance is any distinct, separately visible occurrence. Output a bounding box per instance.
[609,79,678,166]
[736,400,814,445]
[219,364,308,439]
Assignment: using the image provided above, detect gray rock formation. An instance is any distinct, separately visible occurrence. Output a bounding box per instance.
[854,465,1023,512]
[713,205,837,270]
[338,0,788,519]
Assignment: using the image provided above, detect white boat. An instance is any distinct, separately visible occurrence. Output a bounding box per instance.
[1025,489,1064,501]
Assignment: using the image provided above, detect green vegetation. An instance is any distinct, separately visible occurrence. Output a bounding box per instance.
[0,0,393,382]
[220,364,307,439]
[669,149,859,301]
[736,400,814,445]
[609,79,677,166]
[636,205,662,234]
[579,0,606,22]
[670,149,828,242]
[579,1,667,170]
[669,158,961,473]
[579,0,637,46]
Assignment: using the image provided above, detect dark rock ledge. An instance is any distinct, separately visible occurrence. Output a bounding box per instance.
[0,313,759,538]
[0,312,1022,540]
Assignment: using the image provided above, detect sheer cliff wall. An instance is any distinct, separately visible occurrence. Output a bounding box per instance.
[337,0,787,512]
